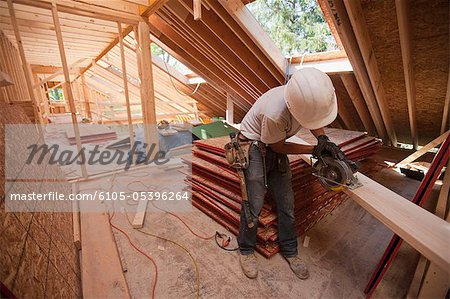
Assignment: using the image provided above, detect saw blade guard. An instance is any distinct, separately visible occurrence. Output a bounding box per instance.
[313,156,353,191]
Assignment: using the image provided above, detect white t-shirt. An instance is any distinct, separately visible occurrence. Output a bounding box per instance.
[240,86,302,144]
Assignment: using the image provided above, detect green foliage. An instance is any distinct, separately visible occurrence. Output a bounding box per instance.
[49,88,65,103]
[150,43,191,74]
[247,0,337,56]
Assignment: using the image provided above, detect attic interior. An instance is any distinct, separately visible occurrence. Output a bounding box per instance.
[0,0,449,298]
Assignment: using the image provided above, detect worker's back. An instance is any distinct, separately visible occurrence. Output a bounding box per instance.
[240,86,301,144]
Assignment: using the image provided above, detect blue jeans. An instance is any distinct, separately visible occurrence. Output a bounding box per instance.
[238,144,298,257]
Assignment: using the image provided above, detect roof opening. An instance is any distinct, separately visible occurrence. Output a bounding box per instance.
[151,44,192,75]
[246,0,338,56]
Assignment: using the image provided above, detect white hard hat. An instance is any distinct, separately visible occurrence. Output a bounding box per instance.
[284,68,337,130]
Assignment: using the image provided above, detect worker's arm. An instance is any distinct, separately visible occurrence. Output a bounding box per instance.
[310,128,326,138]
[268,140,314,154]
[268,127,326,154]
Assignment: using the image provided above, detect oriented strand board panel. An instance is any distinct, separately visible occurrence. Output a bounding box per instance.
[360,0,409,143]
[361,0,449,144]
[0,104,80,297]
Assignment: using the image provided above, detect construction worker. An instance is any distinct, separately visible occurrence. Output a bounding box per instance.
[238,67,344,279]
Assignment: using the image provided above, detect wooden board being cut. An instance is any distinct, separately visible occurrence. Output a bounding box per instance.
[288,135,450,271]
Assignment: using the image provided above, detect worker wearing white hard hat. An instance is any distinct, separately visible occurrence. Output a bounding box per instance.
[237,67,344,279]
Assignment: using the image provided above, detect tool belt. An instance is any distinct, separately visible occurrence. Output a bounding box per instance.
[224,132,266,170]
[224,131,266,229]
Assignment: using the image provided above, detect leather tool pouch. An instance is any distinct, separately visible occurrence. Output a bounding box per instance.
[224,137,251,170]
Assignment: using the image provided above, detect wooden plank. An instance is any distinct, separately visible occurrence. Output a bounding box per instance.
[291,50,347,63]
[217,0,285,75]
[13,0,142,24]
[343,0,397,146]
[78,0,167,77]
[34,58,87,88]
[395,0,418,149]
[416,161,450,298]
[71,183,81,250]
[80,74,92,119]
[406,256,428,299]
[226,93,233,125]
[80,204,131,298]
[441,70,450,134]
[117,21,135,157]
[193,0,201,20]
[397,130,449,165]
[51,3,88,178]
[435,160,450,219]
[321,0,388,143]
[137,21,158,148]
[340,73,377,136]
[288,135,450,273]
[6,0,41,124]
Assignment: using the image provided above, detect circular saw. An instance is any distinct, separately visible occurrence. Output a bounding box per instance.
[312,155,362,191]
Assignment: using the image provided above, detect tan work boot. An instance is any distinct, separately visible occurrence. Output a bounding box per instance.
[286,256,309,279]
[239,253,258,279]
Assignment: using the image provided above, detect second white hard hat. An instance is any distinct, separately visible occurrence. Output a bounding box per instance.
[284,67,337,130]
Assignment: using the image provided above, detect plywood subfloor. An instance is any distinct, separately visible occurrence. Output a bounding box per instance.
[79,146,440,298]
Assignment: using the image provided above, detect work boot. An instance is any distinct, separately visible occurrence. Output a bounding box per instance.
[285,256,309,279]
[239,253,258,279]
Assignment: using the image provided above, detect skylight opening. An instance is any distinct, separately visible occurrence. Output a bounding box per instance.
[246,0,338,57]
[151,44,192,75]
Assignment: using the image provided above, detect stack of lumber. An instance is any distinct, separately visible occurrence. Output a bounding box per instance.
[185,128,382,258]
[65,125,117,145]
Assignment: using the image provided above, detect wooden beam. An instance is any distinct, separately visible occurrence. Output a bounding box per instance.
[78,0,168,77]
[321,0,388,144]
[79,203,131,298]
[397,130,449,165]
[34,57,87,88]
[416,161,450,298]
[216,0,285,75]
[51,3,87,178]
[117,21,135,155]
[13,0,142,24]
[226,93,233,125]
[80,74,92,119]
[137,21,157,148]
[291,50,347,64]
[289,134,450,273]
[7,0,41,124]
[193,0,201,20]
[79,26,133,76]
[32,72,50,120]
[340,73,377,136]
[395,0,418,149]
[343,0,397,146]
[441,70,450,134]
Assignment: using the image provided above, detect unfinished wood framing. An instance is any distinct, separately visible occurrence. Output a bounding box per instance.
[397,130,449,165]
[7,0,42,124]
[340,73,376,136]
[343,0,397,146]
[80,74,92,119]
[226,93,234,125]
[416,161,450,298]
[322,0,388,143]
[395,0,418,149]
[442,71,450,134]
[117,21,135,152]
[193,0,202,20]
[51,2,87,178]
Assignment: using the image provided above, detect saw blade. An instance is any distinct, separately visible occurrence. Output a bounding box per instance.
[314,156,353,191]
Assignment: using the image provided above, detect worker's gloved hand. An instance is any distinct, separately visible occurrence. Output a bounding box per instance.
[312,135,343,159]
